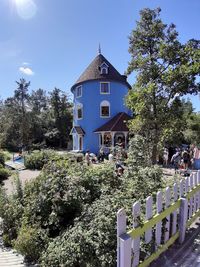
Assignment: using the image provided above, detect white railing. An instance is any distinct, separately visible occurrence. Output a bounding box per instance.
[117,170,200,267]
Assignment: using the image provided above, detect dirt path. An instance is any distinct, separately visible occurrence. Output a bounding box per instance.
[3,170,40,195]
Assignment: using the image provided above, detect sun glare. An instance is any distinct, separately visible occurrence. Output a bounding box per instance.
[14,0,37,20]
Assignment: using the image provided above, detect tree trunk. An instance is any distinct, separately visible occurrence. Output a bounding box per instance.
[152,142,158,164]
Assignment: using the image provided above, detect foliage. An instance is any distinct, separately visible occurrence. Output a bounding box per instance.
[184,112,200,145]
[14,225,48,262]
[24,150,57,169]
[0,81,73,151]
[0,167,10,182]
[126,8,200,163]
[0,186,23,246]
[0,151,5,166]
[0,145,165,266]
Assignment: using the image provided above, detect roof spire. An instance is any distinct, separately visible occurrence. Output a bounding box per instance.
[98,43,101,55]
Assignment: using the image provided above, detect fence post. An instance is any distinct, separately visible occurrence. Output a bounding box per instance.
[119,233,132,267]
[117,208,131,267]
[179,197,188,244]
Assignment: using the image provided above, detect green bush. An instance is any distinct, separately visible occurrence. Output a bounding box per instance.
[0,137,165,266]
[41,164,163,267]
[0,151,5,166]
[2,150,12,161]
[14,226,48,262]
[0,167,10,182]
[24,150,57,170]
[41,190,134,267]
[0,179,24,246]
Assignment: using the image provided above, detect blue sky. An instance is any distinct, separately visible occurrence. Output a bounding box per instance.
[0,0,199,110]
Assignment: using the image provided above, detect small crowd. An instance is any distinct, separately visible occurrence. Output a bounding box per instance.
[163,145,200,174]
[84,138,127,176]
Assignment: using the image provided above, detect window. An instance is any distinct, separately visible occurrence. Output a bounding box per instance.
[76,86,82,98]
[100,62,109,74]
[77,104,83,119]
[100,100,110,117]
[100,82,110,94]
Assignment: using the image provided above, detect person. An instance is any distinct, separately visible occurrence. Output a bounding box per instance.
[171,150,181,173]
[90,153,98,164]
[103,146,110,160]
[108,151,114,162]
[98,147,104,162]
[85,150,90,166]
[163,148,169,167]
[182,149,190,170]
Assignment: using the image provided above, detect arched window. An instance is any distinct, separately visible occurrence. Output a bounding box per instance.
[77,103,83,119]
[100,100,110,117]
[100,62,109,74]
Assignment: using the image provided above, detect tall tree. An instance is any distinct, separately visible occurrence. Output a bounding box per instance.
[15,78,30,147]
[48,88,72,147]
[126,8,200,163]
[29,89,49,145]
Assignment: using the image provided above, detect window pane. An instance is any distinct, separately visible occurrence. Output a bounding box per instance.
[76,86,82,97]
[101,106,109,116]
[78,108,82,119]
[101,83,109,93]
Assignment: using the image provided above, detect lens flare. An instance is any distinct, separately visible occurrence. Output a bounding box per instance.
[15,0,37,20]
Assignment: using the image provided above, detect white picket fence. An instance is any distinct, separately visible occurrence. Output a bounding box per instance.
[117,170,200,267]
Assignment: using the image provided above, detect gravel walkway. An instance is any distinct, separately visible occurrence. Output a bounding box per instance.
[3,170,40,195]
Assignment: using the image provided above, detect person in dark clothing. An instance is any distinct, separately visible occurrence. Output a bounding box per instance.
[171,150,181,173]
[182,149,190,170]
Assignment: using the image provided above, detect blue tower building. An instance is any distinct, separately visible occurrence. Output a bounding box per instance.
[70,51,131,154]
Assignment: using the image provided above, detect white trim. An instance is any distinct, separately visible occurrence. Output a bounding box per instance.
[100,62,109,68]
[76,85,82,98]
[100,82,110,94]
[77,103,83,120]
[100,62,109,74]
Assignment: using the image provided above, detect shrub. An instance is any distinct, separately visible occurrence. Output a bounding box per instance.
[2,150,12,161]
[0,151,5,166]
[41,190,134,267]
[0,139,165,266]
[0,179,24,246]
[14,226,48,262]
[0,167,10,182]
[41,163,162,267]
[24,150,57,170]
[0,198,24,246]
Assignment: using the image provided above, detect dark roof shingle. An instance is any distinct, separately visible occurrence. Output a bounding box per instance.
[71,126,85,135]
[94,112,131,132]
[71,54,131,90]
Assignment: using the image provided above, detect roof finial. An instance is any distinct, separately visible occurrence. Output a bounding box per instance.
[98,43,101,55]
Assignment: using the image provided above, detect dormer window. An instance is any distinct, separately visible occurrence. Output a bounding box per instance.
[100,62,109,75]
[76,85,82,98]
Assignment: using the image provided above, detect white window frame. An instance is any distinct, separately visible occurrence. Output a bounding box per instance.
[77,103,83,120]
[100,82,110,94]
[100,62,109,74]
[76,85,82,98]
[100,100,110,118]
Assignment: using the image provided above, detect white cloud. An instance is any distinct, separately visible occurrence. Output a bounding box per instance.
[19,66,34,75]
[22,62,29,65]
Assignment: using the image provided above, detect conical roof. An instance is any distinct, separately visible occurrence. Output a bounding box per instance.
[71,53,131,91]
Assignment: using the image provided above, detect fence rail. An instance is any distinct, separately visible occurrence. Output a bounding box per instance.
[117,170,200,267]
